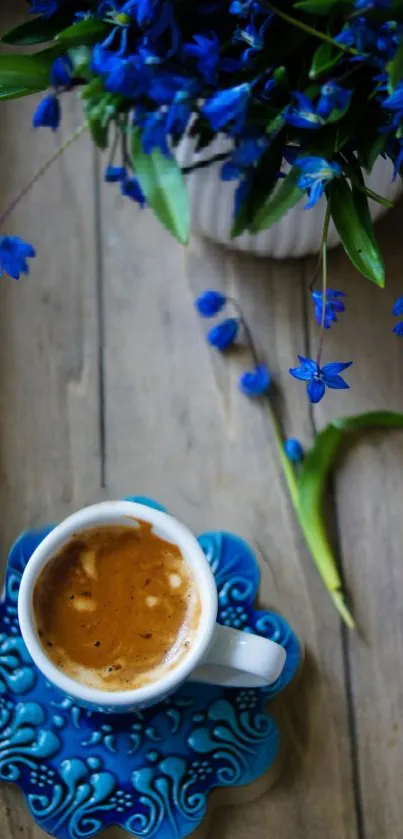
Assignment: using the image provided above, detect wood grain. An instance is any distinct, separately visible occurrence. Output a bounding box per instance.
[0,5,101,833]
[310,200,403,839]
[100,182,357,838]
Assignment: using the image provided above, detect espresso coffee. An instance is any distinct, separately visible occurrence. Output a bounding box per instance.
[33,521,201,691]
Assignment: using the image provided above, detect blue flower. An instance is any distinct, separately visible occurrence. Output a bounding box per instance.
[202,83,250,132]
[184,33,221,84]
[392,296,403,334]
[284,438,304,463]
[354,0,390,8]
[50,55,73,89]
[32,94,60,131]
[104,165,127,183]
[296,156,341,208]
[105,57,142,96]
[195,290,227,317]
[316,82,351,120]
[221,135,268,180]
[383,82,403,115]
[311,289,346,328]
[239,364,271,396]
[393,295,403,316]
[121,176,147,206]
[0,236,36,280]
[207,318,239,350]
[286,93,324,130]
[141,111,170,155]
[233,15,272,64]
[289,356,352,403]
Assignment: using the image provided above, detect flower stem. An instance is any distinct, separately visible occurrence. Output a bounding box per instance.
[266,401,299,508]
[262,1,361,57]
[0,122,88,230]
[182,152,230,175]
[316,199,331,366]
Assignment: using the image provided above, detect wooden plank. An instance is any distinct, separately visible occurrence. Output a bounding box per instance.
[0,4,101,834]
[100,182,357,838]
[309,200,403,839]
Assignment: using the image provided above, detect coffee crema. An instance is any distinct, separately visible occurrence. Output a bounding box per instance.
[33,521,201,691]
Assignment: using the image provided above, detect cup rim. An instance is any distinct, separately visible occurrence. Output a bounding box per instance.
[17,501,218,707]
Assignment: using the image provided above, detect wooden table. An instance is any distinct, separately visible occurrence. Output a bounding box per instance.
[2,9,403,839]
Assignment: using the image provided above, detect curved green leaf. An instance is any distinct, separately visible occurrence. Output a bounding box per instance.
[329,177,385,286]
[56,18,108,47]
[0,54,52,91]
[388,39,403,89]
[250,167,304,233]
[297,411,403,626]
[131,130,190,245]
[1,17,63,45]
[0,86,42,101]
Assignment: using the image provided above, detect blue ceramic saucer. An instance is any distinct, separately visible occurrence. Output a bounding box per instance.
[0,497,301,839]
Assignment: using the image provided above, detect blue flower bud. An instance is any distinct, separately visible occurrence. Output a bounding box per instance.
[207,318,239,350]
[194,290,227,317]
[393,322,403,336]
[32,94,61,131]
[121,177,146,207]
[51,55,73,88]
[104,166,127,183]
[393,295,403,317]
[239,363,271,396]
[284,438,304,463]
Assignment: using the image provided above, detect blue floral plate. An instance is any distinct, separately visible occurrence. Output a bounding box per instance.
[0,497,301,839]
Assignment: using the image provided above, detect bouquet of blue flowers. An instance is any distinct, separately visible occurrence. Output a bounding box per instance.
[3,0,403,624]
[3,0,403,405]
[2,1,403,267]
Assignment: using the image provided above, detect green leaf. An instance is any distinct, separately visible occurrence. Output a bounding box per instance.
[357,131,387,172]
[0,53,53,93]
[231,141,283,238]
[294,0,353,13]
[328,177,385,286]
[297,411,403,626]
[249,168,304,233]
[388,40,403,90]
[310,42,342,79]
[1,16,63,45]
[131,129,190,245]
[0,85,42,101]
[56,18,108,47]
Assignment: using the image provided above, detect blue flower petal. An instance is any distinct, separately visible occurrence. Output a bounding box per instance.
[307,378,326,403]
[322,361,352,376]
[393,322,403,335]
[207,318,239,350]
[323,374,350,390]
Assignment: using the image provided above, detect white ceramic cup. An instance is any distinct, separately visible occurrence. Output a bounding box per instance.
[18,501,286,712]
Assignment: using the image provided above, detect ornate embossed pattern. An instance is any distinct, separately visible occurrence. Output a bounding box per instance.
[1,498,301,839]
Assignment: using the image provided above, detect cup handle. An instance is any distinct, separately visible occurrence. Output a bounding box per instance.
[190,623,286,688]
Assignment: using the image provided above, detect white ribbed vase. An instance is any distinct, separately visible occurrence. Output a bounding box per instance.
[177,136,401,258]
